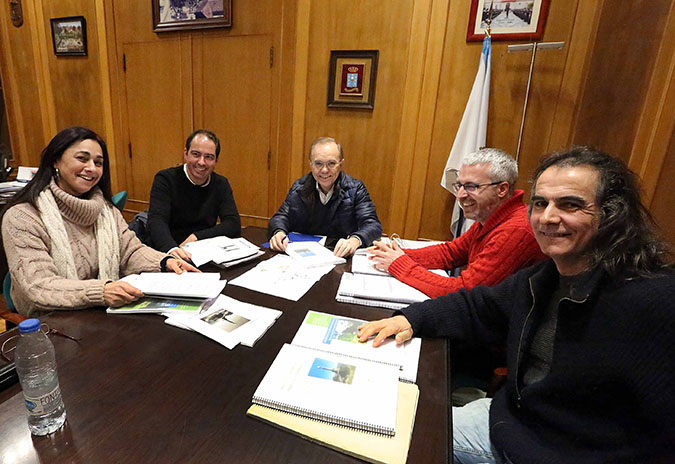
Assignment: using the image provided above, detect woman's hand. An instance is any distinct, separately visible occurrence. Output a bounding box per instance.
[165,257,200,274]
[104,281,144,307]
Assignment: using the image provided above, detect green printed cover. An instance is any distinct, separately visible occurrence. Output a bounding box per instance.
[115,298,202,312]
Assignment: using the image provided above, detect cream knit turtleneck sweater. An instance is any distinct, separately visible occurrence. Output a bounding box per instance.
[2,181,166,316]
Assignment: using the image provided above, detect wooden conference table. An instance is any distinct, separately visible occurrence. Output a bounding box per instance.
[0,227,449,463]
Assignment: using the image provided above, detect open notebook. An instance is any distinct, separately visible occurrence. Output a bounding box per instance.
[252,343,399,436]
[291,310,421,383]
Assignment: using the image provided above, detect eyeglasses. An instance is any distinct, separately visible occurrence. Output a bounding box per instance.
[310,160,341,170]
[1,324,81,363]
[450,181,502,195]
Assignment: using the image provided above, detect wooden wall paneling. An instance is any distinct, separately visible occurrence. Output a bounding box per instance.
[198,34,273,226]
[271,0,298,216]
[302,0,416,233]
[180,34,194,137]
[572,0,672,164]
[0,0,47,165]
[289,0,311,187]
[41,0,105,136]
[387,0,433,235]
[628,0,675,204]
[418,0,484,241]
[649,134,675,246]
[505,0,579,194]
[121,39,188,203]
[401,0,451,239]
[94,0,118,192]
[25,0,55,140]
[547,1,603,153]
[111,1,161,45]
[101,0,125,193]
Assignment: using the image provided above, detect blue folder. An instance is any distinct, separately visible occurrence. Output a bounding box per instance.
[261,232,324,248]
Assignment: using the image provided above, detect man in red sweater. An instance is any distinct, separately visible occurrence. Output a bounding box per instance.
[369,148,546,298]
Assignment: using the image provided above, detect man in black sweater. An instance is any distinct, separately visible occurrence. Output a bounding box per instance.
[148,129,241,260]
[359,147,675,463]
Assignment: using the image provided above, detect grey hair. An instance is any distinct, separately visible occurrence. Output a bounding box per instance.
[308,137,344,160]
[463,148,518,190]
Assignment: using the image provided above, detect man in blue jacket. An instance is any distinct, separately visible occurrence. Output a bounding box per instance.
[359,147,675,463]
[268,137,382,257]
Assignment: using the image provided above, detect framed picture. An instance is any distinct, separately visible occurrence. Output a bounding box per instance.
[50,16,87,56]
[327,50,379,110]
[466,0,551,42]
[152,0,232,33]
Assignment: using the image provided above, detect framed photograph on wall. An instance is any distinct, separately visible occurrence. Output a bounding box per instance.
[467,0,551,42]
[50,16,87,56]
[327,50,379,110]
[152,0,232,33]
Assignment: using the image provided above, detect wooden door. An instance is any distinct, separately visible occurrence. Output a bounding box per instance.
[121,39,190,204]
[197,34,272,221]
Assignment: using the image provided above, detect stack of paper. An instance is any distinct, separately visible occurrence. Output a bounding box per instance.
[120,272,226,300]
[285,241,346,268]
[229,254,335,301]
[335,272,429,310]
[183,236,263,268]
[164,295,282,349]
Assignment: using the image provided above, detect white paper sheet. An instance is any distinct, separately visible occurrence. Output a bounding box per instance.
[164,295,282,349]
[229,255,334,301]
[285,241,346,268]
[121,272,226,299]
[184,236,261,267]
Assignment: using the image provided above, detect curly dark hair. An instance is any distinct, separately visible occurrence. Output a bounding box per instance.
[531,146,672,280]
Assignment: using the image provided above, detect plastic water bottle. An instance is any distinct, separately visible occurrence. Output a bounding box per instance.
[15,318,67,436]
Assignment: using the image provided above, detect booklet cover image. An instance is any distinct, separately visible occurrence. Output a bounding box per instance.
[201,308,250,333]
[323,317,361,345]
[308,358,356,384]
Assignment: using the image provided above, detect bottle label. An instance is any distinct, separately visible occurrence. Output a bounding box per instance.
[23,385,62,416]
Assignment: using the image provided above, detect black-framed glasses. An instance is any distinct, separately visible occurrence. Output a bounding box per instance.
[450,181,502,195]
[1,324,81,363]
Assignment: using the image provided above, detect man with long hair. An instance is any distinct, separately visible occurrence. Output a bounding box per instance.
[359,146,674,463]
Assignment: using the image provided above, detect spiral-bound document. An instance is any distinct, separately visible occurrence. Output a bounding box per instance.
[252,343,399,436]
[291,310,421,383]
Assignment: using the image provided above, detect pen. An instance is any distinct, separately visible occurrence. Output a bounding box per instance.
[389,233,403,248]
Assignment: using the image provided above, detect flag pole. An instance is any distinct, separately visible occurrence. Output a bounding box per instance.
[507,41,565,162]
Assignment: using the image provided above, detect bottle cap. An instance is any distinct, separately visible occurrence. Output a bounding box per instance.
[18,318,41,334]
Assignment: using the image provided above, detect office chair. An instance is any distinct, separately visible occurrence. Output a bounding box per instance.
[111,191,127,211]
[2,272,16,313]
